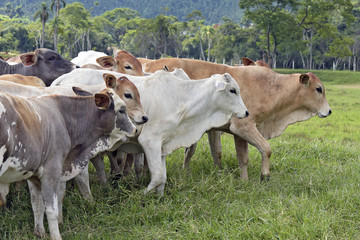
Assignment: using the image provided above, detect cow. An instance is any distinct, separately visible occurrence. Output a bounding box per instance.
[0,73,148,183]
[0,48,78,86]
[72,50,144,76]
[0,74,46,87]
[141,57,332,180]
[0,84,136,239]
[51,68,249,195]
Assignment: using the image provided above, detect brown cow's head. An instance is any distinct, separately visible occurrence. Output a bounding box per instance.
[103,73,148,125]
[96,51,143,76]
[298,72,332,118]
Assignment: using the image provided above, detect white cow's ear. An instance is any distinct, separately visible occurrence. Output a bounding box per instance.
[97,56,116,68]
[215,80,227,91]
[103,73,117,88]
[94,93,111,110]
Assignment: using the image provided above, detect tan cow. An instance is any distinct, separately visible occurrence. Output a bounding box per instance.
[0,74,46,87]
[142,57,332,180]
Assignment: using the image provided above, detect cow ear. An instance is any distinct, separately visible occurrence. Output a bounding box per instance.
[242,57,255,66]
[215,80,227,91]
[299,74,310,85]
[103,73,117,88]
[72,87,93,96]
[20,53,37,66]
[97,56,116,68]
[94,93,111,110]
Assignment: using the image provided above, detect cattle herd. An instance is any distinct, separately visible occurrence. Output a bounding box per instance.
[0,48,332,240]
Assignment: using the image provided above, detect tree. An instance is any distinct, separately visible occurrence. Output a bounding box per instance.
[50,0,66,52]
[296,0,354,69]
[59,3,91,57]
[34,2,49,48]
[239,0,300,68]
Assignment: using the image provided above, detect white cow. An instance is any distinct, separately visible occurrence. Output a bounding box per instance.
[52,68,249,194]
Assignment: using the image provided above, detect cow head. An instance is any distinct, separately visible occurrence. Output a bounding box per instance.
[103,73,148,125]
[73,86,136,141]
[20,48,79,86]
[298,72,332,118]
[96,51,144,76]
[213,73,249,119]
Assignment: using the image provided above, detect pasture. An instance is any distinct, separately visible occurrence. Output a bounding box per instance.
[1,69,360,239]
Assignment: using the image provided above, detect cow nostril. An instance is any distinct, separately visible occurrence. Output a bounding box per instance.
[329,109,332,115]
[76,65,81,68]
[142,116,148,123]
[135,129,138,134]
[245,110,249,117]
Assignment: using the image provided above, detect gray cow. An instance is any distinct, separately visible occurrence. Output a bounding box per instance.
[0,48,78,86]
[0,88,136,240]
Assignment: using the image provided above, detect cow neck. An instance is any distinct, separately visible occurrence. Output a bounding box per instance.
[254,73,315,139]
[162,78,232,155]
[0,60,36,76]
[54,95,111,145]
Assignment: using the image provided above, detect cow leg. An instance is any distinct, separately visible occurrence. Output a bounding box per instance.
[207,130,222,168]
[27,178,46,238]
[74,167,93,202]
[110,150,123,175]
[134,153,144,182]
[230,123,271,181]
[0,183,10,207]
[40,172,62,240]
[139,139,164,194]
[234,135,249,180]
[57,182,66,224]
[90,155,107,184]
[156,156,167,196]
[123,154,134,176]
[183,142,197,168]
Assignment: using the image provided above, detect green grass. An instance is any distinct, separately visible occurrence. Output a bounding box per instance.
[1,70,360,239]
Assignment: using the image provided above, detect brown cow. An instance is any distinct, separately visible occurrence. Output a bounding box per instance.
[0,74,46,87]
[142,57,332,180]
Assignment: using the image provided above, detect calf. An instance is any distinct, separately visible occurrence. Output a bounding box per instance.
[0,48,78,86]
[142,57,331,180]
[0,87,136,240]
[52,68,249,194]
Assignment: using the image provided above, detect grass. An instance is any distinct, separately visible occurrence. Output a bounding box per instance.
[1,69,360,239]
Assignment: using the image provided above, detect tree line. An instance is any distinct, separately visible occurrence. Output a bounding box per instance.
[0,0,359,71]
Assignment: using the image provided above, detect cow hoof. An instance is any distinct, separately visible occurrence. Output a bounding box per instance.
[260,174,270,182]
[34,227,46,238]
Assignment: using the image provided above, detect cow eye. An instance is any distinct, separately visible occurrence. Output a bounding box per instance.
[124,93,132,99]
[119,109,126,114]
[230,89,237,94]
[316,87,322,93]
[125,65,132,70]
[49,56,55,61]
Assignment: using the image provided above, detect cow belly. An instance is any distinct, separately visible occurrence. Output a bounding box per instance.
[0,157,33,183]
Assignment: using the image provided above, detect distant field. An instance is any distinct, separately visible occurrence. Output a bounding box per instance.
[1,69,360,239]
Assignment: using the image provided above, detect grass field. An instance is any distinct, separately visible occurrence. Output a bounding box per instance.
[1,69,360,239]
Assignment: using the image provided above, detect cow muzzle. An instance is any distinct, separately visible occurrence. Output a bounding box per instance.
[318,109,332,118]
[234,109,249,119]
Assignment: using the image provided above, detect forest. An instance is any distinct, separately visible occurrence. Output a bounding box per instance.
[0,0,359,70]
